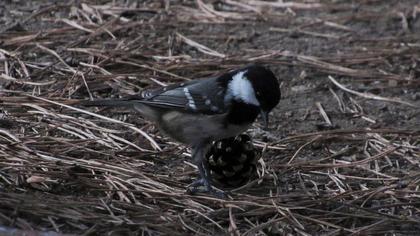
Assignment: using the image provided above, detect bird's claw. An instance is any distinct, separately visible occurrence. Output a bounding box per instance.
[188,178,207,188]
[187,178,227,198]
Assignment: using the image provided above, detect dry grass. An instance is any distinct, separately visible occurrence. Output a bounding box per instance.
[1,0,420,235]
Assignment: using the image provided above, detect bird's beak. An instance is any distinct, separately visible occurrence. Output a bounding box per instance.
[260,110,269,129]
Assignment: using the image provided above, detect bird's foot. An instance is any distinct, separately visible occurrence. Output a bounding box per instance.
[188,178,206,188]
[187,178,227,198]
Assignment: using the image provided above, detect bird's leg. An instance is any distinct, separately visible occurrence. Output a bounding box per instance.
[187,143,226,198]
[188,143,211,188]
[189,162,209,188]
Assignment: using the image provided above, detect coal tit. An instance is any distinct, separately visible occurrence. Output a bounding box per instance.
[83,65,280,196]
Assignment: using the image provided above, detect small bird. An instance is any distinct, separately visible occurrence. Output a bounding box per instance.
[82,65,281,196]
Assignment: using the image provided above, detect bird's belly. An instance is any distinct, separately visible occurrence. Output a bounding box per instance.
[159,111,250,145]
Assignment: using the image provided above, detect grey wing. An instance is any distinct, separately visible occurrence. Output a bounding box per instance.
[129,77,228,114]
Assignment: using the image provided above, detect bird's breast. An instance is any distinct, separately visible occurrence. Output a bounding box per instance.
[159,111,250,145]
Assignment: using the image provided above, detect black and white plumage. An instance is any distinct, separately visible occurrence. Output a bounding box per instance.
[82,65,281,197]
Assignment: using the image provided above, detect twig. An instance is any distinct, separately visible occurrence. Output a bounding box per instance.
[328,76,418,108]
[315,102,332,126]
[176,33,226,58]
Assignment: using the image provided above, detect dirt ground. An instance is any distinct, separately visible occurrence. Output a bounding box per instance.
[1,0,420,235]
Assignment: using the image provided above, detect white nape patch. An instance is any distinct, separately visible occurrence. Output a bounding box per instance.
[227,70,259,106]
[183,87,197,110]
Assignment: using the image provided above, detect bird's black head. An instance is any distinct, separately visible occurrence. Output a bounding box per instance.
[222,65,281,127]
[245,65,280,111]
[243,65,281,126]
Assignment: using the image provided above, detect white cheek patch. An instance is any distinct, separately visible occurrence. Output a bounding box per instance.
[183,87,197,110]
[227,70,259,106]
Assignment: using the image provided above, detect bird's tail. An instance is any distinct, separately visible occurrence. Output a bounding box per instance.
[79,99,135,107]
[78,98,158,121]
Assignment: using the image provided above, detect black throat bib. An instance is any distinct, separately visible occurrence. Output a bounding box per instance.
[226,101,260,126]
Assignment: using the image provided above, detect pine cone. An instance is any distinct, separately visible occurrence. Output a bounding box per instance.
[206,134,258,187]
